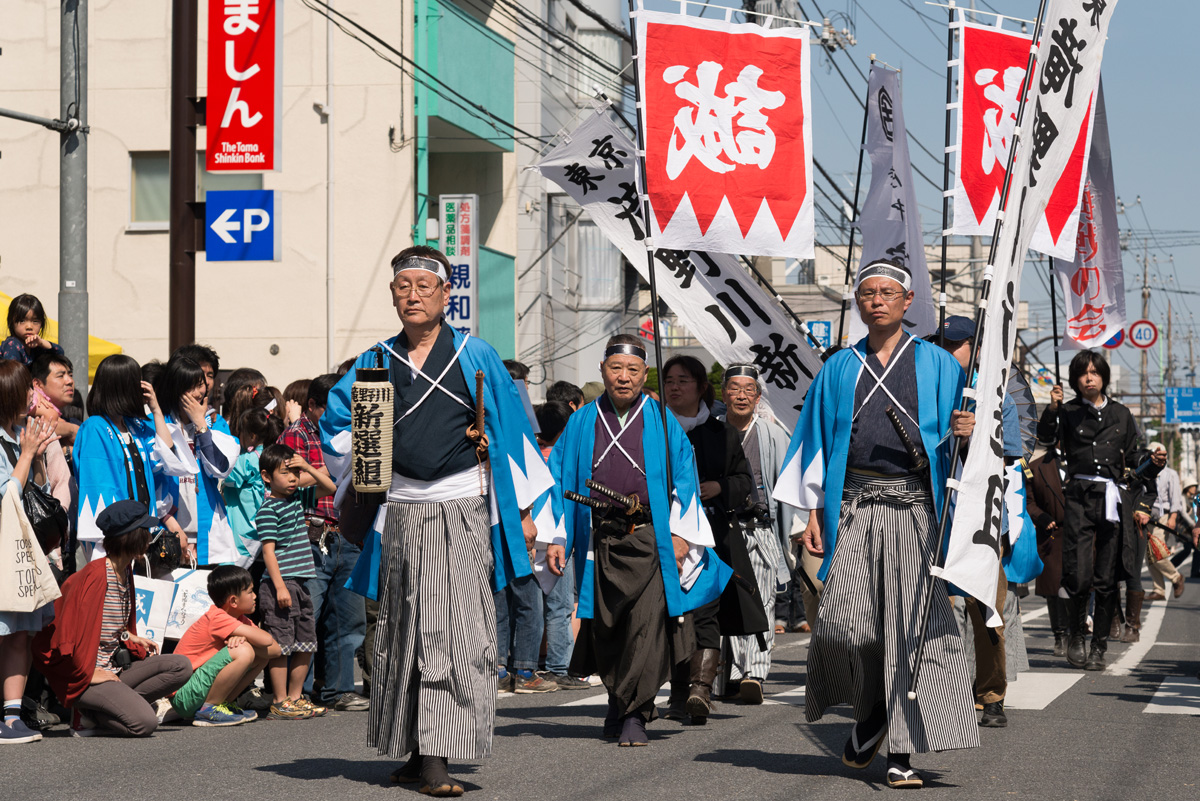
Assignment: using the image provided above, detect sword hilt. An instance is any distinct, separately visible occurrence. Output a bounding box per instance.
[565,490,612,510]
[585,479,642,515]
[886,406,929,474]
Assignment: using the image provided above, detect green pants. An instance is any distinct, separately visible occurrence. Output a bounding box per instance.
[170,647,233,718]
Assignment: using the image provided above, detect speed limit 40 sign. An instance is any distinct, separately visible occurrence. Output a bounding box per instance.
[1129,319,1158,349]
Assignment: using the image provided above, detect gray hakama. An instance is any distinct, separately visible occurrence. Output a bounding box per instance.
[804,472,979,754]
[368,496,497,761]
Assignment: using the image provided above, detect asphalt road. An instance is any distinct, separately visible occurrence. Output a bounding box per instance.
[9,577,1200,801]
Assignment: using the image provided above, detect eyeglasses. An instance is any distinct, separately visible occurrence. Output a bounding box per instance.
[723,387,759,398]
[856,288,905,302]
[394,281,441,298]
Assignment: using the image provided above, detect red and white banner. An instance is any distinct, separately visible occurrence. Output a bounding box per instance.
[1057,81,1126,349]
[939,0,1120,627]
[207,0,282,172]
[634,8,813,258]
[952,22,1097,259]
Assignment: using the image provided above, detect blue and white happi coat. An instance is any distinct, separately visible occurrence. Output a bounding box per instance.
[774,336,966,581]
[156,412,242,565]
[544,394,732,619]
[322,327,565,600]
[74,415,188,544]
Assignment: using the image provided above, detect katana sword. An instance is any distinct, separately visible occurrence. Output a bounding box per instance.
[585,479,643,516]
[564,490,613,511]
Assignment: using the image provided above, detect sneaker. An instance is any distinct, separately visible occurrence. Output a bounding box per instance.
[979,700,1007,728]
[267,700,314,721]
[294,697,328,717]
[333,692,370,712]
[0,719,43,744]
[226,703,257,723]
[514,670,559,694]
[497,669,515,695]
[236,686,274,712]
[193,703,246,727]
[153,697,180,725]
[70,709,103,737]
[547,673,592,691]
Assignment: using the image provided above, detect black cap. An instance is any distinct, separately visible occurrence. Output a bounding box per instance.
[942,315,975,343]
[96,500,159,539]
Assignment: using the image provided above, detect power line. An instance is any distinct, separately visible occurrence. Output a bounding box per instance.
[302,0,550,150]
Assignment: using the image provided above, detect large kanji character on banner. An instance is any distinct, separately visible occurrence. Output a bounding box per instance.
[952,22,1098,259]
[635,9,813,258]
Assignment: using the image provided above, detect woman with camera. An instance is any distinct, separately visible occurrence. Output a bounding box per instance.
[0,359,61,744]
[34,500,193,736]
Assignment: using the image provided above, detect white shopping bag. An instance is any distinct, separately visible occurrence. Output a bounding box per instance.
[164,567,213,640]
[132,575,176,652]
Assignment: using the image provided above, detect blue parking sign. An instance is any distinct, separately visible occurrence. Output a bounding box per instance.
[205,190,280,262]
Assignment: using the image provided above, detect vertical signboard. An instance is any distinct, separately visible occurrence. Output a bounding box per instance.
[440,194,480,336]
[207,0,282,171]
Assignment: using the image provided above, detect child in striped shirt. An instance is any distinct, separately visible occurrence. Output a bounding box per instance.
[255,443,336,720]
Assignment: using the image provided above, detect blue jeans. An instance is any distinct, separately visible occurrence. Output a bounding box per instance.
[542,557,575,674]
[304,535,367,703]
[494,573,544,671]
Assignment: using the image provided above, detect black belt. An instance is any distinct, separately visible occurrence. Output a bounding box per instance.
[592,509,652,529]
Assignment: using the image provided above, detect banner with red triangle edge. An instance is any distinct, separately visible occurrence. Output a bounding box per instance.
[634,8,814,259]
[951,21,1098,260]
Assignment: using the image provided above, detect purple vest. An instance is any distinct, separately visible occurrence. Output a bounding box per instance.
[589,393,650,507]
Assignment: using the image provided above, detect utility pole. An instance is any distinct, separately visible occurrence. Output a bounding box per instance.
[60,0,89,402]
[1165,300,1173,455]
[168,0,200,353]
[1140,243,1149,420]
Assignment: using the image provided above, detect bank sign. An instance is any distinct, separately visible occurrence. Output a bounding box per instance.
[207,0,282,172]
[440,195,479,336]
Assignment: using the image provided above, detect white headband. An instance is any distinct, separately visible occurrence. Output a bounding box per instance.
[392,255,449,282]
[855,260,912,292]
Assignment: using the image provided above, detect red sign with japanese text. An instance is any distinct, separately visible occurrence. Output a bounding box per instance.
[635,10,812,258]
[952,22,1096,259]
[207,0,282,172]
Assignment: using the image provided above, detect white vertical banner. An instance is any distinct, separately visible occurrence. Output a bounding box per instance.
[1056,81,1126,349]
[935,0,1120,626]
[533,110,824,432]
[440,195,480,336]
[848,66,936,344]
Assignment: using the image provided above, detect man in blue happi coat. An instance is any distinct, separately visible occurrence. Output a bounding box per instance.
[320,246,562,796]
[776,259,980,789]
[542,333,731,747]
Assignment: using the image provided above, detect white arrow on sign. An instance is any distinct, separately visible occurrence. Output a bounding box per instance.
[210,208,271,244]
[211,208,239,244]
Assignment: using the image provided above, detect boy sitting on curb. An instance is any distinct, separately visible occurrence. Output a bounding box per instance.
[172,566,281,726]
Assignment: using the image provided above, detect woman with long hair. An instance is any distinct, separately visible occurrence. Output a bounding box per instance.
[74,354,190,559]
[0,360,60,744]
[155,357,241,566]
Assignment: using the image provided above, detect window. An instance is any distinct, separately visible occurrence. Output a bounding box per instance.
[130,152,169,227]
[576,219,621,307]
[128,151,263,230]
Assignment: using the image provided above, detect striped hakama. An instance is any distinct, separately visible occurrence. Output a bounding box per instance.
[729,523,786,681]
[805,472,979,754]
[368,496,497,761]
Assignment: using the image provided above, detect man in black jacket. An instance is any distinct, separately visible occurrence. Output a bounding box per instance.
[1037,351,1164,671]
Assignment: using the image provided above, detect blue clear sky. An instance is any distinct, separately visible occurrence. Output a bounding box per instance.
[632,0,1200,387]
